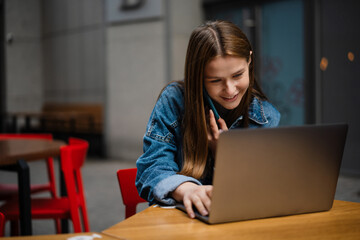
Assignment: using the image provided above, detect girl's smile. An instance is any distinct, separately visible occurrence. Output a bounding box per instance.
[221,93,239,102]
[204,55,250,110]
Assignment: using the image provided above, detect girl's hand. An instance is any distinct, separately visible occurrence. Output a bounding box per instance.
[172,182,213,219]
[207,109,228,157]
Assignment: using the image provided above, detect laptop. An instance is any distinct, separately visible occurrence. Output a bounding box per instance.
[176,123,348,224]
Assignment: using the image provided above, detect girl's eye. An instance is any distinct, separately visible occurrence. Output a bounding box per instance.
[210,79,221,83]
[233,73,243,79]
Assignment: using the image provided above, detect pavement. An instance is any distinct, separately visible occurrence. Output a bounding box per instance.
[1,157,360,236]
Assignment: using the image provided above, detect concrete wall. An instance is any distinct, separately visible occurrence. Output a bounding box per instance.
[106,0,203,159]
[5,0,43,112]
[106,20,166,159]
[6,0,106,111]
[42,0,106,104]
[168,0,203,81]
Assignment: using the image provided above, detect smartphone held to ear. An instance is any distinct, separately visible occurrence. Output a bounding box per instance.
[203,88,220,120]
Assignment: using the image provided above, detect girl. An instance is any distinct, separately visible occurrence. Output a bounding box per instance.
[136,20,280,218]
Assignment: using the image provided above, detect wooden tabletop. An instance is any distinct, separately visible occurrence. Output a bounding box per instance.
[103,200,360,240]
[0,232,124,240]
[0,139,65,166]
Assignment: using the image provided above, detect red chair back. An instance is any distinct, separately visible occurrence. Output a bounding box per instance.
[60,137,90,232]
[117,168,147,218]
[0,212,4,237]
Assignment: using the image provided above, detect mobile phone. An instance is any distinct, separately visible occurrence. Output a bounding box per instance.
[203,88,220,120]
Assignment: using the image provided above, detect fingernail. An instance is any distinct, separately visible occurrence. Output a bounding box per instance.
[202,210,208,216]
[190,213,195,218]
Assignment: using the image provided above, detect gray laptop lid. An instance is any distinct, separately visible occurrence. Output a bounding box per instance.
[203,124,348,224]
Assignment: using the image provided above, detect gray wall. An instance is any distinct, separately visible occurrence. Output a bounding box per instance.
[106,20,167,159]
[5,0,43,112]
[106,0,203,159]
[168,0,203,81]
[42,0,106,104]
[5,0,107,109]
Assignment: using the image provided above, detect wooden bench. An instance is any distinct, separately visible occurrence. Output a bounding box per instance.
[6,103,105,156]
[40,103,103,134]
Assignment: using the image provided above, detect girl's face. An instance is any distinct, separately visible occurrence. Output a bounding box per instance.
[204,55,250,110]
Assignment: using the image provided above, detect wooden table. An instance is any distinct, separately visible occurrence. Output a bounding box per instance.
[103,200,360,239]
[0,232,124,240]
[0,139,65,236]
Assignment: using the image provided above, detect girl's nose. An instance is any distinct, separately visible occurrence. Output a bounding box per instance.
[224,80,236,95]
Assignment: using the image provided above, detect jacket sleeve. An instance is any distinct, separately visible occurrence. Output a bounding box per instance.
[135,84,201,205]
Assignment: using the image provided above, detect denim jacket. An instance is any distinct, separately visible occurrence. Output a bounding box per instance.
[136,82,280,205]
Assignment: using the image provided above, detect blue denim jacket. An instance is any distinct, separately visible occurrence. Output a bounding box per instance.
[136,82,280,205]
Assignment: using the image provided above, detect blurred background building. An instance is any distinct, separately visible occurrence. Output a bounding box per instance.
[0,0,359,175]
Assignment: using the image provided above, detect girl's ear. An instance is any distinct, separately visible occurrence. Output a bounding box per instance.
[248,51,253,64]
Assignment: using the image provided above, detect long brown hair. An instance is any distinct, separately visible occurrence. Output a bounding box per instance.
[180,20,266,179]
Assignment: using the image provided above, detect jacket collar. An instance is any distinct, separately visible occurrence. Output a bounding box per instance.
[248,97,268,124]
[230,97,268,128]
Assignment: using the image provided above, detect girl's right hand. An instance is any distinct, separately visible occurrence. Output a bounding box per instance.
[171,182,213,219]
[207,109,228,157]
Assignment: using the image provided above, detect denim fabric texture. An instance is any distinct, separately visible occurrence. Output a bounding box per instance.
[136,82,280,205]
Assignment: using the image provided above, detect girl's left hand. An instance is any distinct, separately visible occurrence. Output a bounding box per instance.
[207,109,228,157]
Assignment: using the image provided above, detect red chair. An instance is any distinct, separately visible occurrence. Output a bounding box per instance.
[117,168,147,219]
[0,137,90,234]
[0,134,57,200]
[0,212,4,237]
